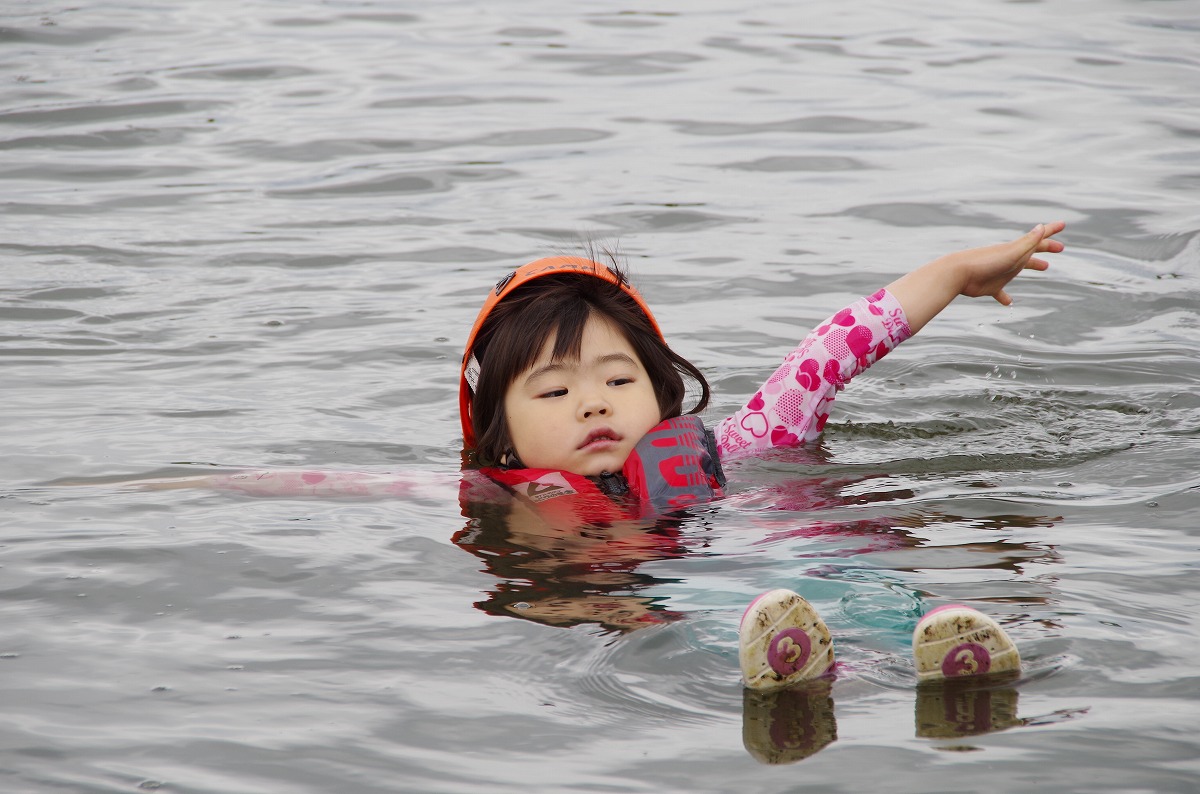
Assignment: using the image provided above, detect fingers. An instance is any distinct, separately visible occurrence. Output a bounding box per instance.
[995,289,1013,307]
[1036,220,1066,249]
[1021,222,1064,262]
[1028,221,1066,242]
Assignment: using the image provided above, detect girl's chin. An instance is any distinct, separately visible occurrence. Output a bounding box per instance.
[520,449,630,477]
[570,454,629,477]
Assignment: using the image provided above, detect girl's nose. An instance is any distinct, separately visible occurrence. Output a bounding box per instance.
[579,397,610,420]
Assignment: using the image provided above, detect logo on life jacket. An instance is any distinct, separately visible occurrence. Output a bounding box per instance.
[517,472,579,503]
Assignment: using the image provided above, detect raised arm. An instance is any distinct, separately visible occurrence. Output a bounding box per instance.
[885,221,1066,335]
[713,222,1066,462]
[714,289,911,459]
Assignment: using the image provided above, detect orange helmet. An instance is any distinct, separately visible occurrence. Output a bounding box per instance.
[459,256,663,448]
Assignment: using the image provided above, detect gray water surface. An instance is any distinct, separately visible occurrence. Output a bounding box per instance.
[3,1,1199,792]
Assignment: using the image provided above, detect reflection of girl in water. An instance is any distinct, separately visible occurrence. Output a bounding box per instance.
[453,495,694,634]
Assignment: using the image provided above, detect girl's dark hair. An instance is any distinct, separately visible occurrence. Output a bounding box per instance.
[469,265,710,467]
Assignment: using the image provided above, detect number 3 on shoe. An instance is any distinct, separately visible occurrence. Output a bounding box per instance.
[739,589,835,691]
[912,605,1021,681]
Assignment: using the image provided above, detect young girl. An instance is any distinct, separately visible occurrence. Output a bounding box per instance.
[459,222,1064,691]
[152,221,1067,692]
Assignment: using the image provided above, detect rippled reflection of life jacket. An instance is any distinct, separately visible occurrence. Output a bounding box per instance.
[460,415,726,521]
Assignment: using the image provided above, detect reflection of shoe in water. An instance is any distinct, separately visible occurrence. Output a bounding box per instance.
[912,605,1021,682]
[915,677,1022,738]
[739,589,834,691]
[743,680,837,764]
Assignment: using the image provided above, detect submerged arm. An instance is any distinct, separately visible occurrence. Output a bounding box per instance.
[118,469,456,499]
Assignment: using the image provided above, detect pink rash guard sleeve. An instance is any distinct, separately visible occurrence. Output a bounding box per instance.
[713,288,912,460]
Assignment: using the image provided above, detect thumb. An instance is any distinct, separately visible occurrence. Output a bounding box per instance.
[1011,224,1045,261]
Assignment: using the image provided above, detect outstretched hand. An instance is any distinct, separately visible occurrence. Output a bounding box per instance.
[946,221,1066,306]
[885,221,1067,335]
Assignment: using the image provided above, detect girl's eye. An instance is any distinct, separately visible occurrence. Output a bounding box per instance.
[538,388,567,399]
[608,377,633,387]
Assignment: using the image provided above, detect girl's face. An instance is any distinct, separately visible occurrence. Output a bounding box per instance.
[503,314,662,476]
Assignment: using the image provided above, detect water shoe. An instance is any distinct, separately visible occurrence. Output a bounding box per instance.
[912,604,1021,681]
[739,589,834,691]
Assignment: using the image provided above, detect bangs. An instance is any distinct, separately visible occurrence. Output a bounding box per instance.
[494,300,594,389]
[546,305,592,365]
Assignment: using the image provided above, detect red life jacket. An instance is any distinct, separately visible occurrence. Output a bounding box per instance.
[459,415,725,521]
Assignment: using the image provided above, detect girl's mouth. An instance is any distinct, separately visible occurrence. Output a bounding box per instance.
[578,428,622,450]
